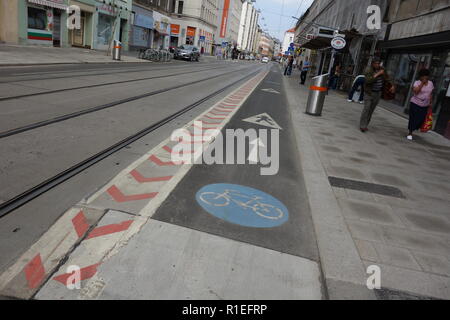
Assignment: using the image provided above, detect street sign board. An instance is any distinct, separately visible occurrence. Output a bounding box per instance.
[331,36,346,50]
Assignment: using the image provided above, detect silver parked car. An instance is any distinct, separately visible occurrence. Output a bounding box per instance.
[174,45,200,62]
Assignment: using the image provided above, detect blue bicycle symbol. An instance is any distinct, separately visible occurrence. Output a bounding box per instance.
[196,184,289,228]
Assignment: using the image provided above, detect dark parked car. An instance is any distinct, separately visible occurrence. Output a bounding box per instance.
[174,45,200,62]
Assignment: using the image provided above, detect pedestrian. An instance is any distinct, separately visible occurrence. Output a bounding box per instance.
[284,56,294,76]
[329,63,341,90]
[407,69,434,141]
[360,57,395,132]
[300,58,311,85]
[348,75,365,104]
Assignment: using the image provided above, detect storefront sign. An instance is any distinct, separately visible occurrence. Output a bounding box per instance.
[186,27,196,37]
[331,36,346,50]
[96,3,118,16]
[134,14,153,29]
[28,0,67,10]
[199,35,205,42]
[153,11,171,35]
[220,0,230,38]
[171,24,180,35]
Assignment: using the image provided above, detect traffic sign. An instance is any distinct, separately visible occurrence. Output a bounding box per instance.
[331,36,346,50]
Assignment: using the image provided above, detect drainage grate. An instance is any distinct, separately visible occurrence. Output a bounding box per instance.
[328,176,405,199]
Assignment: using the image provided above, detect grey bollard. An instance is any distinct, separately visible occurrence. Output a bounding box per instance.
[305,73,329,116]
[112,40,122,61]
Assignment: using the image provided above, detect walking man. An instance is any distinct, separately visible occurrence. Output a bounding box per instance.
[300,58,311,85]
[360,57,395,132]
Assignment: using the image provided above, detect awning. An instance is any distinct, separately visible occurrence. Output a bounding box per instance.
[381,30,450,50]
[28,0,68,10]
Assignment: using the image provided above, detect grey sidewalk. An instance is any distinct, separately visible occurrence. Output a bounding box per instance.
[0,44,146,66]
[0,44,219,66]
[283,67,450,300]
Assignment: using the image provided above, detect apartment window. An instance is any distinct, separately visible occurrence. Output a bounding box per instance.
[178,1,184,14]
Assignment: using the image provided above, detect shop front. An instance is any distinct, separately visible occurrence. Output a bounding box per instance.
[382,31,450,139]
[129,5,153,50]
[68,0,94,48]
[170,24,180,49]
[198,29,214,55]
[185,26,196,46]
[26,0,68,47]
[94,1,130,51]
[152,11,170,49]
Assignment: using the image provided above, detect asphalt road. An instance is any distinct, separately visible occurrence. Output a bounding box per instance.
[0,59,266,273]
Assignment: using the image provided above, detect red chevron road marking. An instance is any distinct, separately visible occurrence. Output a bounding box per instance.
[86,220,133,240]
[149,154,182,166]
[24,254,45,289]
[53,263,101,286]
[107,185,158,202]
[210,110,230,116]
[72,210,89,238]
[204,115,226,120]
[163,145,199,155]
[130,170,173,183]
[192,123,219,131]
[200,119,222,125]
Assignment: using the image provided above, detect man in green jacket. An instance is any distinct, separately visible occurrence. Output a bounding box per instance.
[360,57,395,132]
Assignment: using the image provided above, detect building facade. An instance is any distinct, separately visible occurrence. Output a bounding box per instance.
[237,0,259,54]
[281,28,295,55]
[170,0,219,54]
[258,32,274,58]
[381,0,450,139]
[129,0,174,51]
[216,0,243,49]
[0,0,132,51]
[295,0,450,140]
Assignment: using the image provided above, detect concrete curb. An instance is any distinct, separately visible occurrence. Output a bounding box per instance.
[281,69,377,300]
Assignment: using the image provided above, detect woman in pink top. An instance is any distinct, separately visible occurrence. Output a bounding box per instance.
[407,69,434,140]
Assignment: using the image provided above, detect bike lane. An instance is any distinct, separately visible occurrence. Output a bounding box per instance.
[153,65,319,261]
[31,65,323,300]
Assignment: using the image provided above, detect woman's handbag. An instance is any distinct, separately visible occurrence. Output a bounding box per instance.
[420,107,433,132]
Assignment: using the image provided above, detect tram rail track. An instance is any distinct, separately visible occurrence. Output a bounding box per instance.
[0,67,263,218]
[0,64,230,102]
[0,60,223,84]
[0,64,252,139]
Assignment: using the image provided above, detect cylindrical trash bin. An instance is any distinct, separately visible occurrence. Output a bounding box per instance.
[112,40,122,61]
[305,73,329,116]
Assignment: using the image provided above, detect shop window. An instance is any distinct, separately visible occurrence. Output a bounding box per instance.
[28,7,46,30]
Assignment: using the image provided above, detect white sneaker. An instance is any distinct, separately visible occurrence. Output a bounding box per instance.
[359,101,364,104]
[347,99,352,102]
[407,135,413,141]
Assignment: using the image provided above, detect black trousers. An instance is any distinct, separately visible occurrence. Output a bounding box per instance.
[408,102,428,132]
[300,70,308,84]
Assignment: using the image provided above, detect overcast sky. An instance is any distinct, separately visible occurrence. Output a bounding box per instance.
[253,0,314,41]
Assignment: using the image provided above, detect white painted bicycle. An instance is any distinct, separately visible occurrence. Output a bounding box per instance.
[199,189,284,220]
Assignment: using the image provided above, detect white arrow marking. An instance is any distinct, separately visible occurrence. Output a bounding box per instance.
[248,138,265,164]
[261,88,280,94]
